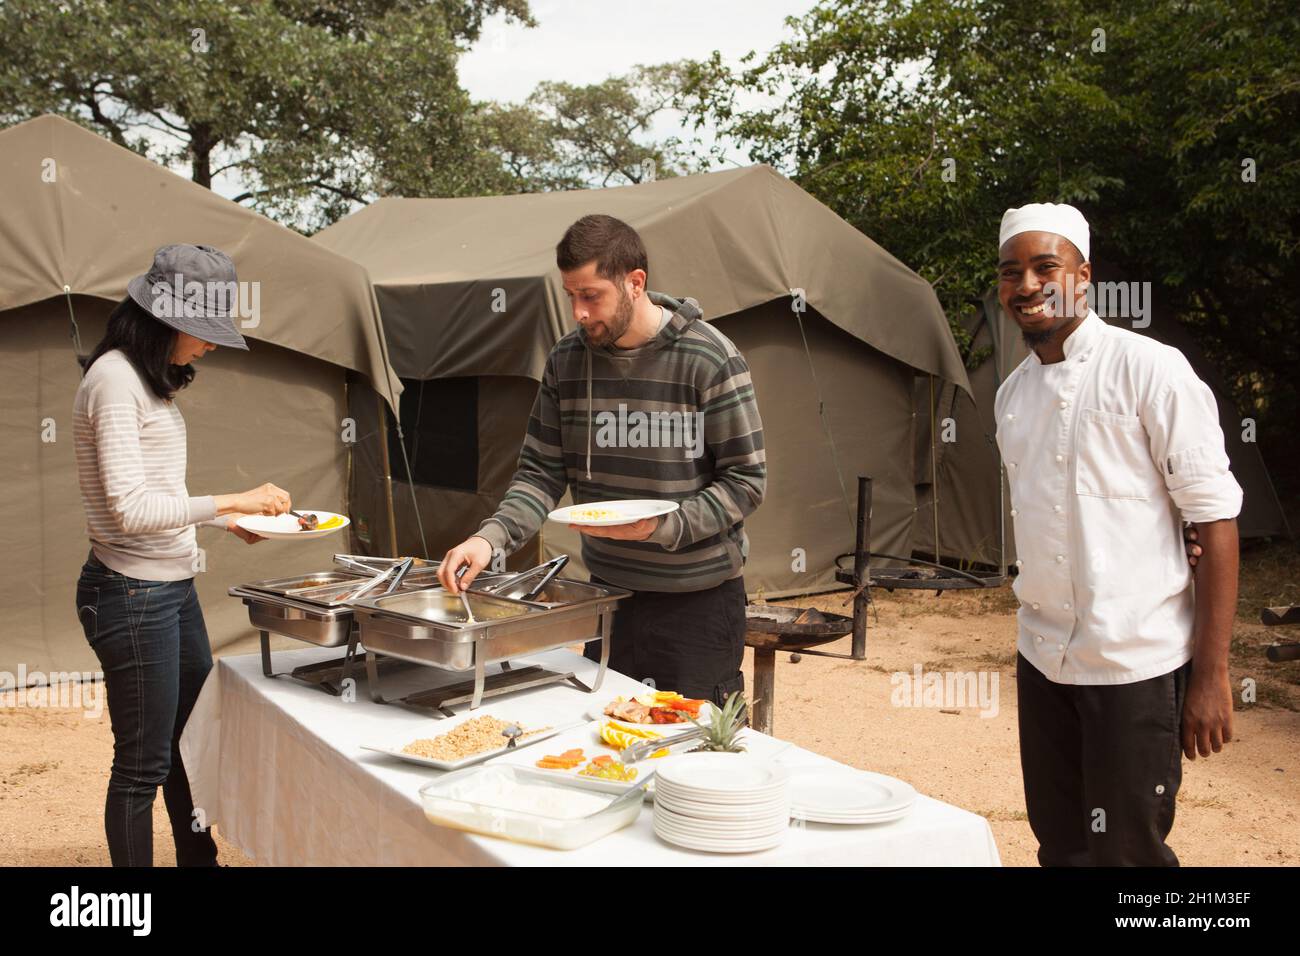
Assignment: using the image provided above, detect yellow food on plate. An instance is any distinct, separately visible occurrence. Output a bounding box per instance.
[315,515,345,530]
[578,756,638,782]
[570,508,620,521]
[599,721,662,751]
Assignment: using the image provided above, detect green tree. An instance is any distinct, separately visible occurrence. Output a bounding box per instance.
[681,0,1300,495]
[472,62,700,193]
[0,0,533,230]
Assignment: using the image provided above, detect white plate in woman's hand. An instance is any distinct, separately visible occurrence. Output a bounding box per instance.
[235,511,350,540]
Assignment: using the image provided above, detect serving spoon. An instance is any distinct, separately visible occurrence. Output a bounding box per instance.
[453,566,477,625]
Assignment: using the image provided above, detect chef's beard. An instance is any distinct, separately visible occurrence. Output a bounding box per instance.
[1022,327,1056,348]
[583,285,635,347]
[1021,311,1075,349]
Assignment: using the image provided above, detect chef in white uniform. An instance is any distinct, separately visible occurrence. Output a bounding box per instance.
[994,203,1242,866]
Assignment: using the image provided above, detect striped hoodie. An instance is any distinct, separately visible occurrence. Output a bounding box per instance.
[476,292,766,592]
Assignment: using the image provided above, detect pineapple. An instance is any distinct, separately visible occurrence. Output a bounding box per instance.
[689,691,749,753]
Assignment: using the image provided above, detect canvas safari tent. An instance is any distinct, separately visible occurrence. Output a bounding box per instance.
[315,165,972,597]
[910,275,1291,567]
[0,114,403,677]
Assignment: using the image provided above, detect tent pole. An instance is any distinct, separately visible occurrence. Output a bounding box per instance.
[851,476,872,661]
[929,375,940,562]
[377,391,399,557]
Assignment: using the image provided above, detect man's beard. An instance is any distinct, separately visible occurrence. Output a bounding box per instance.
[1022,326,1056,348]
[1020,311,1074,349]
[583,285,635,347]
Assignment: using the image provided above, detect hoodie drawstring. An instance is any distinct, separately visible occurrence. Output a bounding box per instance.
[585,348,593,481]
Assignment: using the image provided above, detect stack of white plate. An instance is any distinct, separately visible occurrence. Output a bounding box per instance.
[787,767,916,825]
[652,753,791,853]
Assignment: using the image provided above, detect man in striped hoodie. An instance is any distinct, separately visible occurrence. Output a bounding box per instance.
[438,214,766,704]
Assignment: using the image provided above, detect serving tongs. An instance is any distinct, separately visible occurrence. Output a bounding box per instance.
[333,553,436,575]
[477,555,570,602]
[333,553,386,574]
[619,725,708,764]
[339,557,414,604]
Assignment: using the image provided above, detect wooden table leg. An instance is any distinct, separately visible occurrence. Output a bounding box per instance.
[751,645,776,736]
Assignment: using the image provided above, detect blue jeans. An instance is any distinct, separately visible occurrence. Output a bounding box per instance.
[75,552,218,867]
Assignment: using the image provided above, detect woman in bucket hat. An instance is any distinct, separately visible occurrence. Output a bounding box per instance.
[73,244,294,866]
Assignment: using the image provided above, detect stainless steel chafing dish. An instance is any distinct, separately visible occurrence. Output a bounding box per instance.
[229,561,441,694]
[350,576,631,715]
[230,556,632,715]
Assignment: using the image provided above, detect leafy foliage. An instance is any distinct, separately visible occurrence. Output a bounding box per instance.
[0,0,534,230]
[680,0,1300,490]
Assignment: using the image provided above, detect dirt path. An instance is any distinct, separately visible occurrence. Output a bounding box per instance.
[742,585,1298,867]
[3,562,1296,867]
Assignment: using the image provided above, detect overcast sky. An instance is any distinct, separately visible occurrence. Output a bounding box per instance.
[458,0,817,168]
[459,0,814,103]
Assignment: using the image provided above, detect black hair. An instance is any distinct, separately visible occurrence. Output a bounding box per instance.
[82,296,195,400]
[556,214,649,284]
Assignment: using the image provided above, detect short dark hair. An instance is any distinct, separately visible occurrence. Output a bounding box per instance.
[556,214,648,284]
[82,296,195,400]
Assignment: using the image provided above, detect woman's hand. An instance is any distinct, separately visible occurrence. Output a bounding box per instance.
[222,514,265,544]
[216,483,291,517]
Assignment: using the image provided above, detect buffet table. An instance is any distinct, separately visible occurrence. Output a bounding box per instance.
[180,645,1001,866]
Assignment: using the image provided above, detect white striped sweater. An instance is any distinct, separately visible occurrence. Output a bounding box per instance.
[73,350,217,581]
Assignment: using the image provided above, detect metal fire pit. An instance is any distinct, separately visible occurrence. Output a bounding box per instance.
[832,476,1005,661]
[351,577,632,717]
[744,604,853,735]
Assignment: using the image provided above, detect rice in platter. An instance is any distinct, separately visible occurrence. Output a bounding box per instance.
[402,716,548,762]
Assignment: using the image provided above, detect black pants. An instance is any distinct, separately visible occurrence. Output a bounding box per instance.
[584,576,746,706]
[1016,652,1190,867]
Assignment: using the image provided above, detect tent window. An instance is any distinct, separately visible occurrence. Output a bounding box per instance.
[386,377,478,492]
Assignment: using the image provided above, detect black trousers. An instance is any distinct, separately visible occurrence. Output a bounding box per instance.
[584,576,746,706]
[1016,652,1191,867]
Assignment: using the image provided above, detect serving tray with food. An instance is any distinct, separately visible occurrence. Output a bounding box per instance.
[361,713,570,771]
[486,718,691,795]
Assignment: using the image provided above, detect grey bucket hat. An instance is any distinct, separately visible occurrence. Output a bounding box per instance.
[126,244,250,349]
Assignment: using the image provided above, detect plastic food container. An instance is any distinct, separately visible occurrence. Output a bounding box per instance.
[419,766,644,850]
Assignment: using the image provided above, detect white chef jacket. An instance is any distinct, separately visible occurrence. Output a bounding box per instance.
[995,310,1242,685]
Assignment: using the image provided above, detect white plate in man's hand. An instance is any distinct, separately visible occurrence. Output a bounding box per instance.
[547,499,679,527]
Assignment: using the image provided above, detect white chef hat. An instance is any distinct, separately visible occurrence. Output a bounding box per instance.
[998,202,1090,262]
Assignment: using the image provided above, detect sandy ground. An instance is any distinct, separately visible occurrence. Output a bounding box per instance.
[2,550,1296,867]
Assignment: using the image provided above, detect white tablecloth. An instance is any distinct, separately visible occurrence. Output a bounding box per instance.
[180,645,1001,866]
